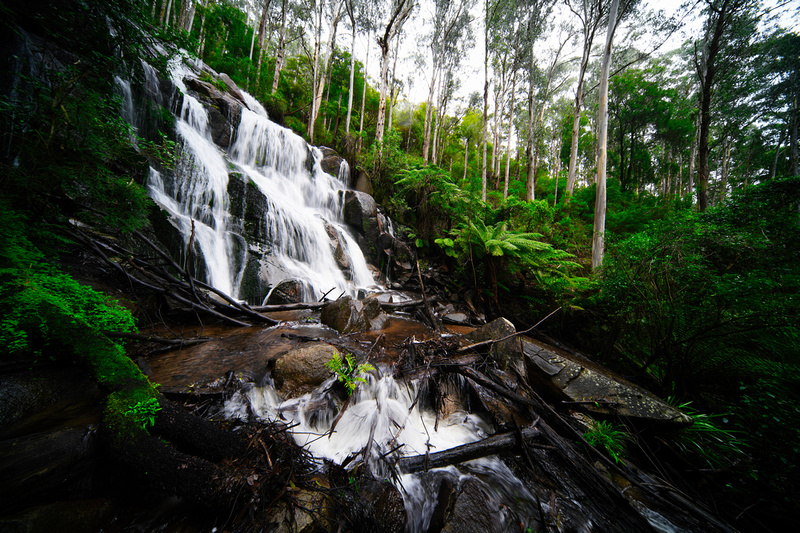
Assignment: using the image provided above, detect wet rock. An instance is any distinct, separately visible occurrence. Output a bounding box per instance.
[343,190,377,233]
[465,318,524,375]
[442,312,470,325]
[318,146,345,179]
[183,76,243,148]
[358,477,407,533]
[274,343,339,397]
[323,221,352,277]
[266,279,307,305]
[218,72,245,103]
[522,338,693,427]
[354,169,372,195]
[320,295,384,334]
[441,478,504,533]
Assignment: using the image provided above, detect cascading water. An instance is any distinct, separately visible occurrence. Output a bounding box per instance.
[224,368,541,532]
[142,56,374,302]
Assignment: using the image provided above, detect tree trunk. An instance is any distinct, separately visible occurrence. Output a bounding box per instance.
[423,65,439,163]
[504,72,517,200]
[345,19,357,134]
[270,0,287,93]
[463,138,470,183]
[566,41,591,199]
[591,0,619,270]
[358,29,372,153]
[695,0,731,211]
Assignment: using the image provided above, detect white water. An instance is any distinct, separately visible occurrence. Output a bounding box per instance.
[224,368,540,532]
[144,57,374,302]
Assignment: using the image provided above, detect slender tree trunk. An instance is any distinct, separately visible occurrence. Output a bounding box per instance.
[771,128,786,179]
[592,0,619,270]
[357,29,371,153]
[345,21,357,134]
[423,65,439,163]
[791,106,799,177]
[566,41,591,199]
[271,0,287,93]
[388,40,400,136]
[481,3,490,203]
[504,72,517,200]
[463,138,470,183]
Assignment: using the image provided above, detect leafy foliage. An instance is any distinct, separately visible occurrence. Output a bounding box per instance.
[583,420,630,464]
[326,353,375,395]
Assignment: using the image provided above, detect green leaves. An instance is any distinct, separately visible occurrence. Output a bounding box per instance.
[325,352,375,396]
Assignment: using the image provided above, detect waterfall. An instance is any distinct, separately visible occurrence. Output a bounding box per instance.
[142,57,374,302]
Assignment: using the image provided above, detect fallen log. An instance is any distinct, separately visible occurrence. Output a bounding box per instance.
[397,424,541,473]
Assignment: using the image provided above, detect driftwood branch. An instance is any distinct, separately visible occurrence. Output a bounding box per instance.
[456,307,561,353]
[398,424,542,473]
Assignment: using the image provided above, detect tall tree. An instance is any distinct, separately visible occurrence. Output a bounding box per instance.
[591,0,619,269]
[564,0,608,199]
[692,0,759,210]
[374,0,416,168]
[422,0,474,164]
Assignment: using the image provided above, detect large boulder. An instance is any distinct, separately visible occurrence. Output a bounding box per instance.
[522,338,693,427]
[274,343,340,397]
[465,317,524,375]
[320,295,388,334]
[265,279,307,305]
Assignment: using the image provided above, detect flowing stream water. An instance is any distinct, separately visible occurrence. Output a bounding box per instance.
[125,56,375,303]
[223,368,541,532]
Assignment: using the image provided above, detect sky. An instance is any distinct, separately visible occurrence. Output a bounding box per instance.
[362,0,798,108]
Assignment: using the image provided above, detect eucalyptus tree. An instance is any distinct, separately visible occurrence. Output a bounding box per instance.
[563,0,609,199]
[523,14,568,202]
[422,0,475,164]
[373,0,417,167]
[306,0,346,142]
[591,0,620,268]
[692,0,761,210]
[756,29,799,178]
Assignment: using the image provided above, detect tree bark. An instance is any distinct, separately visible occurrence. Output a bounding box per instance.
[591,0,619,270]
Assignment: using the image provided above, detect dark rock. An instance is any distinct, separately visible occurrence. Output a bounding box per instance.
[266,279,307,305]
[441,478,504,533]
[218,72,245,103]
[465,317,524,374]
[320,295,369,334]
[358,477,407,533]
[318,146,345,179]
[343,190,377,232]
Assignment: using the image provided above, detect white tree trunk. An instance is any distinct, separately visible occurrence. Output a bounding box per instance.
[591,0,619,270]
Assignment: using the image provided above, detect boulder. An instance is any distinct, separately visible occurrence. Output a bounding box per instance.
[343,190,377,233]
[218,72,245,103]
[274,343,340,398]
[441,478,504,533]
[522,338,693,427]
[465,318,524,375]
[318,147,346,180]
[265,279,307,305]
[357,477,407,533]
[320,295,388,334]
